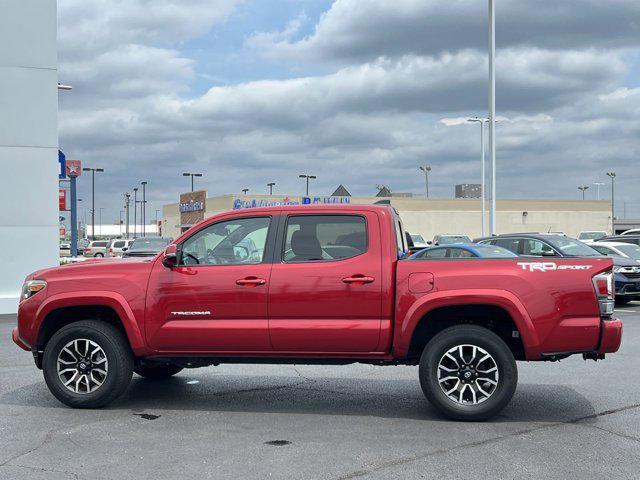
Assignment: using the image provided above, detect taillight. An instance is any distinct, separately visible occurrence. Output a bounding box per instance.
[592,271,614,316]
[109,248,113,253]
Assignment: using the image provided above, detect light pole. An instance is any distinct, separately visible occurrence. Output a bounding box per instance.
[133,187,138,238]
[606,172,616,234]
[141,181,147,237]
[488,0,497,235]
[299,174,316,196]
[119,210,124,236]
[182,172,203,192]
[467,117,488,236]
[124,193,131,239]
[267,182,276,195]
[155,209,160,235]
[242,188,249,195]
[82,167,104,239]
[419,165,431,199]
[578,185,589,200]
[98,207,104,237]
[593,182,605,200]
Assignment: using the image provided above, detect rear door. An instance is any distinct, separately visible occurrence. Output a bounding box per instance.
[268,211,383,353]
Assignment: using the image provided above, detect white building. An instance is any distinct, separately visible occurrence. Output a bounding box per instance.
[0,2,58,313]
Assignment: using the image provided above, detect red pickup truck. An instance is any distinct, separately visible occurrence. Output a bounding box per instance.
[13,205,622,420]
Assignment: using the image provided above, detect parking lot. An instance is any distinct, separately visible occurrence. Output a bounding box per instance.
[1,309,639,480]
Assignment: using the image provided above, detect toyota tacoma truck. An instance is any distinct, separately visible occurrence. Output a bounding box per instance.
[13,205,622,420]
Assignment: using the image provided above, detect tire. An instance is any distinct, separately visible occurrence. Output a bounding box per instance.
[419,325,517,421]
[43,320,134,408]
[134,363,183,379]
[94,253,104,258]
[615,297,631,305]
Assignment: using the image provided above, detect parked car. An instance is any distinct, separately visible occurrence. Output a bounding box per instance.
[590,241,640,262]
[14,205,621,420]
[83,240,109,257]
[621,228,640,236]
[122,237,171,257]
[409,244,517,259]
[59,243,70,257]
[409,233,429,249]
[432,234,472,245]
[477,233,638,304]
[106,239,133,257]
[597,235,640,246]
[577,231,608,243]
[475,233,598,257]
[77,238,90,251]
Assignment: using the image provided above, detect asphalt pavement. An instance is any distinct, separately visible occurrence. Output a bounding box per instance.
[1,308,639,480]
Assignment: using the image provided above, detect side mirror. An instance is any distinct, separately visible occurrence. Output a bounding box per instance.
[540,250,557,257]
[122,247,128,252]
[426,241,433,245]
[162,244,178,268]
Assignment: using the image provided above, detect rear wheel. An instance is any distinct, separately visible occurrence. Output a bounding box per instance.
[43,320,133,408]
[134,363,183,379]
[419,325,517,421]
[94,253,104,258]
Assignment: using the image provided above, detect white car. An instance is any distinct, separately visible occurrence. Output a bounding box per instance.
[106,238,133,257]
[590,241,640,263]
[577,231,608,243]
[621,228,640,236]
[409,233,429,248]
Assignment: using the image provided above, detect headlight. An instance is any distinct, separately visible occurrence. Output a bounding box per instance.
[613,266,621,273]
[21,280,46,300]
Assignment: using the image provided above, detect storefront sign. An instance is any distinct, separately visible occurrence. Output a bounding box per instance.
[179,190,207,230]
[233,196,350,210]
[65,159,82,177]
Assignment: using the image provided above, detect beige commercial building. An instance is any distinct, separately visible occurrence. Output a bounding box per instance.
[162,193,612,241]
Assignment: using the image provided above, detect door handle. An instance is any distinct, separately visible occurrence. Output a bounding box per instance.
[236,277,266,286]
[342,275,375,285]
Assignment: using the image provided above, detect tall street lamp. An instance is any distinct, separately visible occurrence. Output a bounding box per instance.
[242,188,249,195]
[267,182,276,195]
[299,174,316,196]
[133,187,138,238]
[141,181,147,237]
[182,172,203,192]
[124,193,131,239]
[98,207,104,237]
[606,172,616,234]
[593,182,605,201]
[467,117,489,236]
[82,167,104,239]
[488,0,497,234]
[578,185,589,200]
[419,165,431,199]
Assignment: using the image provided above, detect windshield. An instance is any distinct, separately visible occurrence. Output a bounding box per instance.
[579,231,606,240]
[439,235,471,244]
[129,238,169,251]
[550,236,600,256]
[473,245,517,258]
[411,234,425,243]
[615,244,640,260]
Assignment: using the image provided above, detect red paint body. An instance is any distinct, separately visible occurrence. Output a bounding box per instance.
[13,205,622,363]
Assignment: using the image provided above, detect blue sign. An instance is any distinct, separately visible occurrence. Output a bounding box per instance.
[302,196,350,205]
[179,201,204,213]
[58,150,66,179]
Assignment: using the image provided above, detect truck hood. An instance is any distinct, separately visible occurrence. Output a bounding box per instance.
[29,256,154,281]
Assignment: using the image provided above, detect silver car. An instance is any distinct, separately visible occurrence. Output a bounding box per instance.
[106,239,133,257]
[83,240,109,257]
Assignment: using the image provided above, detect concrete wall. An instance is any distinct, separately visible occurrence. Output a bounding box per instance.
[161,194,611,241]
[0,1,58,313]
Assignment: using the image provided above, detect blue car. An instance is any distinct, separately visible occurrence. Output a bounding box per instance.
[409,243,517,259]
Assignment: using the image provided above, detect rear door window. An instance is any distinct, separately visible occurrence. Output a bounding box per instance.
[493,238,521,254]
[283,215,367,262]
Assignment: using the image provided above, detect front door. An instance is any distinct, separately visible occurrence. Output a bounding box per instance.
[268,212,383,353]
[145,215,275,353]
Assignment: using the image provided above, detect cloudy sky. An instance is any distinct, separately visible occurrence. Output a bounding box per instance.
[57,0,640,226]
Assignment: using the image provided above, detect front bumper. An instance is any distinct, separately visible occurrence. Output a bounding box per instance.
[614,275,640,296]
[598,318,623,354]
[12,327,30,351]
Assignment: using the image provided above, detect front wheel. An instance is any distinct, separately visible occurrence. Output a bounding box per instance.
[43,320,134,408]
[419,325,517,421]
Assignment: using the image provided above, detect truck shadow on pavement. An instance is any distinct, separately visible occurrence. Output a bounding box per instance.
[1,375,596,423]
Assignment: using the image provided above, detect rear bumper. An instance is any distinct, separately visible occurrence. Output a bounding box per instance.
[12,327,30,351]
[598,318,623,354]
